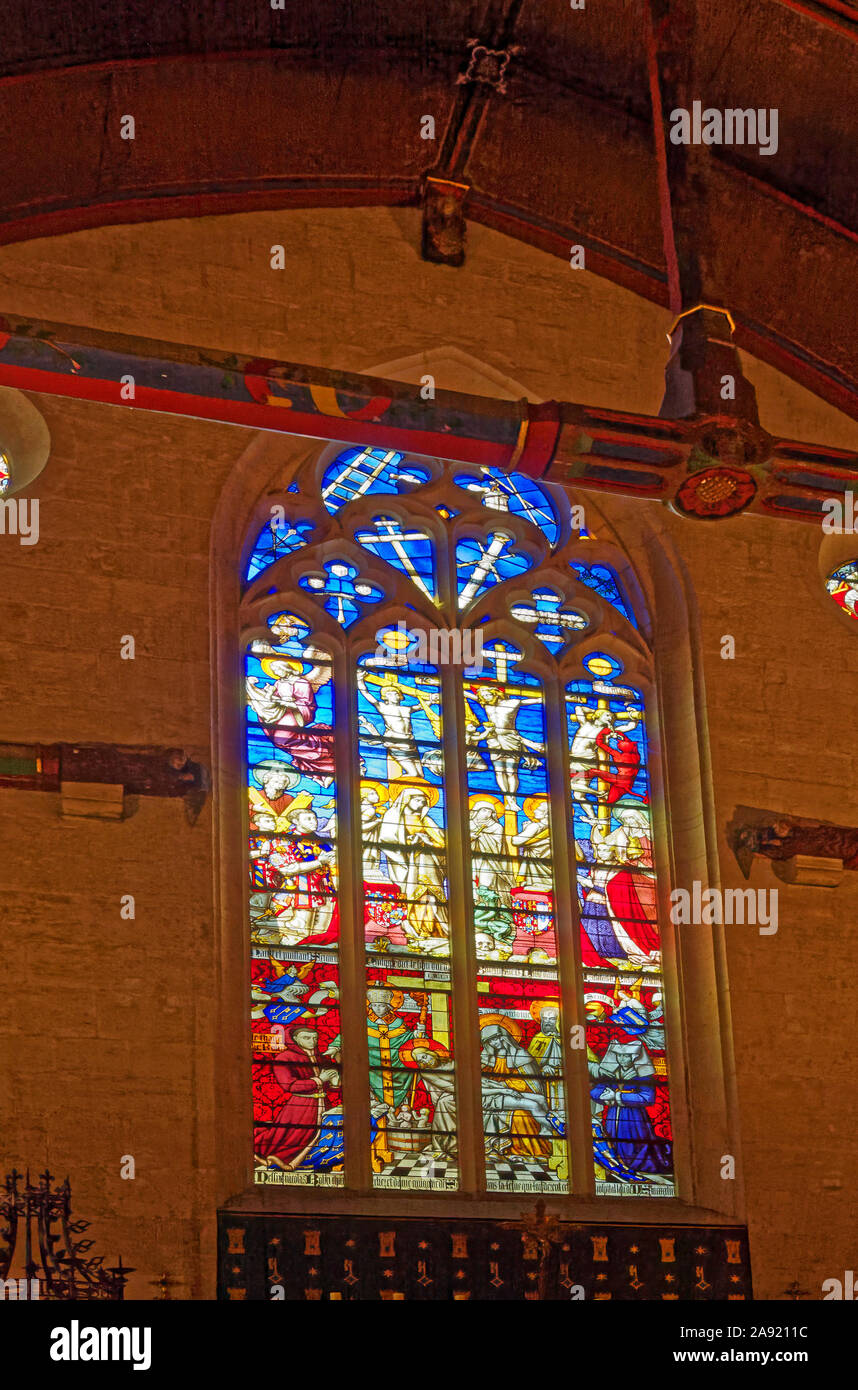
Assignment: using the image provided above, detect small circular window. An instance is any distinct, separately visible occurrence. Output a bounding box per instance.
[826,561,858,621]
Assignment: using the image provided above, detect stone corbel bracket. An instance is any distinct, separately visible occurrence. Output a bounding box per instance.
[728,806,858,887]
[422,176,469,267]
[0,742,209,824]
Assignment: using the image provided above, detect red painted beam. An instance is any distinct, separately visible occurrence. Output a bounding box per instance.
[2,314,857,525]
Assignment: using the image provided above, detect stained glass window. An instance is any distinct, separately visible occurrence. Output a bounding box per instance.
[466,644,569,1192]
[354,518,437,601]
[245,446,674,1197]
[358,637,456,1190]
[456,531,533,605]
[321,447,431,514]
[826,561,858,621]
[0,452,10,495]
[453,465,560,543]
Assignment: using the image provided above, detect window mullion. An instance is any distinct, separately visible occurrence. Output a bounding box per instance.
[440,659,484,1195]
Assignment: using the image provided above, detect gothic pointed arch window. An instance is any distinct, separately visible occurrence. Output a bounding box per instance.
[242,446,675,1199]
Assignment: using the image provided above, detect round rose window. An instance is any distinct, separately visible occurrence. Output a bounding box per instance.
[826,561,858,621]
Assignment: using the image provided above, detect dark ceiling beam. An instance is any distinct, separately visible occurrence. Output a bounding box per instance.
[643,0,683,315]
[644,0,706,311]
[644,0,761,427]
[466,193,666,305]
[711,150,858,246]
[772,0,858,40]
[433,0,529,180]
[447,10,525,164]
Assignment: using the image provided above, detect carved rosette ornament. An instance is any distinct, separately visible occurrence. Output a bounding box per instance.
[457,40,522,95]
[673,465,757,519]
[660,305,775,520]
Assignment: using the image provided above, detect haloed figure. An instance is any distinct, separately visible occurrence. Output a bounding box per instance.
[480,1022,553,1158]
[254,1024,340,1172]
[380,788,448,943]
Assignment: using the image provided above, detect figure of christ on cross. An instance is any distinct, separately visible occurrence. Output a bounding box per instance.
[464,669,544,798]
[357,669,442,780]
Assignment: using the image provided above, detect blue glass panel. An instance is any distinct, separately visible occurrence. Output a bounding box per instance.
[253,610,313,659]
[299,561,383,628]
[569,562,637,627]
[321,447,431,515]
[453,467,559,545]
[354,516,437,601]
[510,588,588,650]
[456,532,533,607]
[244,517,314,583]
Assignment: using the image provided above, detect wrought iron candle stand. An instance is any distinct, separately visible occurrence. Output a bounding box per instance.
[0,1169,132,1299]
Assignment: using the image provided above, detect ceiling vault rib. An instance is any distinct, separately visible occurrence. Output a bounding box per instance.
[772,0,858,40]
[642,2,763,440]
[644,0,704,311]
[643,0,683,315]
[422,0,527,265]
[709,151,858,245]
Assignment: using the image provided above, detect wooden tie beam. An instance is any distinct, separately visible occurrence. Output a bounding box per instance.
[1,312,857,522]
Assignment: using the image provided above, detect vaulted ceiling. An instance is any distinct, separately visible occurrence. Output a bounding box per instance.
[1,0,857,419]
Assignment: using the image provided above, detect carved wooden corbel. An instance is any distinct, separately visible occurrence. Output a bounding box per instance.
[728,806,858,886]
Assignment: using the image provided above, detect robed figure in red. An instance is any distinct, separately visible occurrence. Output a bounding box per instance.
[254,1023,337,1170]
